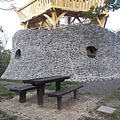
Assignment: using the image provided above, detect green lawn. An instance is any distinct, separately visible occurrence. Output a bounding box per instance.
[0,79,23,83]
[89,87,120,120]
[45,81,84,90]
[82,116,99,120]
[0,84,16,100]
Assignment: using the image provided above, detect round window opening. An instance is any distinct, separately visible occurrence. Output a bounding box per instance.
[15,49,21,59]
[86,46,97,58]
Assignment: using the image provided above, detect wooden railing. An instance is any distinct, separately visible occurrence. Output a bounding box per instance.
[17,0,105,22]
[51,0,105,11]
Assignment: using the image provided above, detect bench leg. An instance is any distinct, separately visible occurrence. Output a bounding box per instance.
[57,97,62,110]
[74,90,78,99]
[43,86,45,95]
[19,91,26,103]
[37,85,44,105]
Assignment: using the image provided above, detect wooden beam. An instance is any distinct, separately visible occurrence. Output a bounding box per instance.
[76,17,83,24]
[71,17,76,24]
[97,17,102,27]
[24,21,29,29]
[18,0,36,11]
[44,20,51,29]
[51,9,57,25]
[56,12,67,24]
[11,4,27,20]
[43,14,55,25]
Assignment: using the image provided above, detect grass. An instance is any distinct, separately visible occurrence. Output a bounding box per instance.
[0,80,85,99]
[93,88,120,120]
[1,79,120,120]
[99,96,114,106]
[0,110,17,120]
[82,116,100,120]
[113,89,120,100]
[99,87,120,106]
[104,110,120,120]
[0,79,23,83]
[0,84,16,100]
[0,83,17,119]
[45,81,84,90]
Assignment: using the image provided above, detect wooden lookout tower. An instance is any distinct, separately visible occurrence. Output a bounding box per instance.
[12,0,109,29]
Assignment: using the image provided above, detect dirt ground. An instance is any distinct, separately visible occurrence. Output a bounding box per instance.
[0,90,102,120]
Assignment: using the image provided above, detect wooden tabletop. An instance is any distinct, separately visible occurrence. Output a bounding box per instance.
[23,76,70,85]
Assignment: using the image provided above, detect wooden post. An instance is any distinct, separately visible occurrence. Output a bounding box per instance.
[19,91,26,103]
[56,81,61,91]
[57,97,62,110]
[37,85,44,105]
[74,90,78,99]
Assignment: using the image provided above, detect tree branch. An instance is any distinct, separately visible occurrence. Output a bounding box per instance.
[0,7,13,11]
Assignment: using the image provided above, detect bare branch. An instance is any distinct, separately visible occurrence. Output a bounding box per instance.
[0,26,3,32]
[0,0,14,2]
[0,29,10,50]
[0,7,13,11]
[0,0,14,11]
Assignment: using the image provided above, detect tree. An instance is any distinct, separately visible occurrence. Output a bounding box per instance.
[82,0,120,26]
[83,6,105,24]
[0,49,11,76]
[116,30,120,35]
[105,0,120,11]
[0,28,9,49]
[0,28,11,77]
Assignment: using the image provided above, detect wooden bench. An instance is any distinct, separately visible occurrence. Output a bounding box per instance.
[47,84,83,109]
[10,83,51,103]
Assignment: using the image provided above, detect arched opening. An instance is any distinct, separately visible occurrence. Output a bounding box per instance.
[15,49,21,59]
[86,46,97,58]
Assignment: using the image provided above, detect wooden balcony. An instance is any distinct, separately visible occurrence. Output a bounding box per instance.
[12,0,109,29]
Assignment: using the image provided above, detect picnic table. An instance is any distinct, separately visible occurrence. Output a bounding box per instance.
[23,76,70,105]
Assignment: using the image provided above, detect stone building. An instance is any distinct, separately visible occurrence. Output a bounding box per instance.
[1,24,120,81]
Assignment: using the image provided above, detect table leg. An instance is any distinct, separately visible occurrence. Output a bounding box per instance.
[19,91,26,103]
[56,81,61,91]
[37,85,44,105]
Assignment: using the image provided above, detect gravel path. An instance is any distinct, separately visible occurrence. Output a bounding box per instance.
[0,81,29,89]
[0,92,100,120]
[80,79,120,96]
[1,79,120,97]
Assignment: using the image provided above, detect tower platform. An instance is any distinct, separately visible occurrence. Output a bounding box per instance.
[12,0,109,29]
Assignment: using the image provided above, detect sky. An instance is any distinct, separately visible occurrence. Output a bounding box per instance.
[0,0,120,50]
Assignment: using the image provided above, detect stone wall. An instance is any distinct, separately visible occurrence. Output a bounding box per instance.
[1,24,120,81]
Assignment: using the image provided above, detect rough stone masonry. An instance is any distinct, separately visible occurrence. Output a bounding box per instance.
[1,24,120,81]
